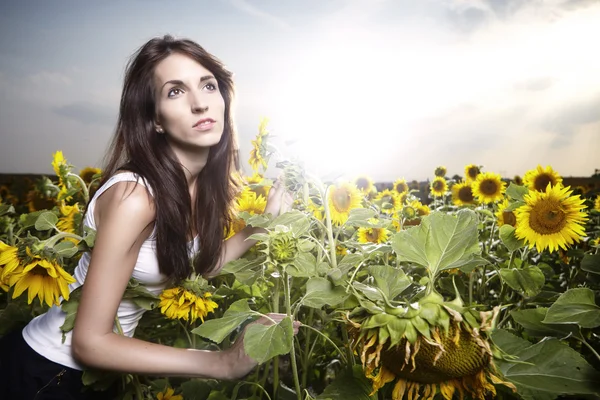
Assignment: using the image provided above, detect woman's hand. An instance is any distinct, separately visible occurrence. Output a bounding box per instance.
[222,313,301,380]
[264,177,293,217]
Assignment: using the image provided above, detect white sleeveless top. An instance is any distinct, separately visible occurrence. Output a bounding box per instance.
[22,172,199,370]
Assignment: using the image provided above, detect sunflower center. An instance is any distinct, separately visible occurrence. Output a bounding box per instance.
[458,186,474,202]
[356,178,370,191]
[479,179,499,196]
[503,210,516,226]
[533,174,554,191]
[365,229,380,242]
[529,199,567,234]
[467,167,479,179]
[432,181,445,191]
[395,183,408,193]
[332,189,352,212]
[30,265,50,276]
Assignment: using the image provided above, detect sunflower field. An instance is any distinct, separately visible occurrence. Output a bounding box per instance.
[1,119,600,400]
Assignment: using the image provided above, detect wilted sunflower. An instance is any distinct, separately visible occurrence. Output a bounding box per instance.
[79,166,101,184]
[159,287,218,323]
[434,166,447,177]
[523,165,562,192]
[227,188,267,238]
[430,177,448,197]
[8,249,76,307]
[355,175,375,195]
[472,172,505,204]
[156,387,183,400]
[451,182,476,206]
[495,199,517,227]
[348,296,516,400]
[392,179,409,195]
[357,225,389,244]
[26,190,55,213]
[328,183,363,225]
[514,184,588,253]
[464,164,480,182]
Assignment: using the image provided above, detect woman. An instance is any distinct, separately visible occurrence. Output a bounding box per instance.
[0,35,295,399]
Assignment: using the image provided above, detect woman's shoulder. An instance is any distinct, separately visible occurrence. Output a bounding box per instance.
[94,172,156,223]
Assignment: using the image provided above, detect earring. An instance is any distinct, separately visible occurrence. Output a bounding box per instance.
[157,127,164,134]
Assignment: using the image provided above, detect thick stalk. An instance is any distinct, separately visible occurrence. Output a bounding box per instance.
[272,278,280,398]
[323,186,338,269]
[301,308,314,389]
[284,273,302,400]
[67,172,90,203]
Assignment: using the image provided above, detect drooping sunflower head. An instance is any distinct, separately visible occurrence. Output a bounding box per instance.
[328,183,363,225]
[159,286,218,323]
[79,167,101,184]
[514,183,588,253]
[26,190,55,213]
[464,164,481,182]
[430,177,448,197]
[156,387,183,400]
[451,182,476,206]
[354,175,375,195]
[376,189,403,215]
[495,198,517,227]
[7,249,76,307]
[393,179,409,195]
[434,166,447,177]
[472,172,506,204]
[523,165,562,192]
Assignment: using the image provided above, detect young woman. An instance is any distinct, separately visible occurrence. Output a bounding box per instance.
[0,35,295,399]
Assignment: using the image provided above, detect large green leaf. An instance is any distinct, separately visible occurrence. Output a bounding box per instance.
[53,241,79,258]
[499,266,545,297]
[368,264,411,300]
[191,299,254,343]
[269,210,307,229]
[301,277,348,309]
[391,210,484,277]
[581,254,600,275]
[316,365,377,400]
[499,225,526,252]
[510,308,579,338]
[35,211,58,231]
[345,208,377,227]
[505,183,529,202]
[543,288,600,328]
[180,379,213,400]
[287,252,318,278]
[493,329,600,398]
[243,316,293,363]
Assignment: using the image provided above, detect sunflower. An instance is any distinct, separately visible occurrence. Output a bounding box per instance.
[409,180,420,191]
[523,165,562,192]
[51,150,70,183]
[245,172,271,198]
[434,166,447,177]
[357,221,389,244]
[227,188,267,238]
[57,204,81,244]
[308,198,324,221]
[8,250,76,307]
[249,118,270,172]
[495,199,517,227]
[0,185,18,206]
[396,200,431,229]
[79,166,101,184]
[451,182,476,206]
[513,175,523,186]
[328,183,363,225]
[392,179,409,196]
[464,164,480,182]
[336,245,348,256]
[472,172,505,204]
[156,387,183,400]
[594,196,600,212]
[26,190,55,212]
[354,175,375,195]
[0,241,22,280]
[159,287,218,323]
[374,189,402,215]
[430,177,448,197]
[514,184,588,253]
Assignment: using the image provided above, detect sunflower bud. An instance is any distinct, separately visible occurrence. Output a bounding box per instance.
[269,230,298,263]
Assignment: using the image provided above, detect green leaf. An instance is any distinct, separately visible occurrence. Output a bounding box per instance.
[505,183,529,202]
[0,303,32,336]
[269,210,306,229]
[19,210,44,229]
[493,329,600,398]
[391,209,483,277]
[316,365,377,400]
[345,208,377,227]
[83,226,96,248]
[504,200,526,212]
[581,254,600,275]
[368,264,411,300]
[288,252,318,278]
[543,287,600,328]
[53,241,79,258]
[35,211,58,231]
[191,299,254,343]
[499,266,545,297]
[301,277,348,308]
[245,213,270,228]
[180,379,213,400]
[510,308,579,338]
[499,225,526,252]
[243,316,293,363]
[0,204,15,216]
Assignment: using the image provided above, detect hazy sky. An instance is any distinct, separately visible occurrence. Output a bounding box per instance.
[0,0,599,182]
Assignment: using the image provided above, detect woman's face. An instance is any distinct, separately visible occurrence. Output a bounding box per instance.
[153,53,225,152]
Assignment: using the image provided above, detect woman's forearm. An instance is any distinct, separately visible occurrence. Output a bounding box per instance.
[212,225,265,275]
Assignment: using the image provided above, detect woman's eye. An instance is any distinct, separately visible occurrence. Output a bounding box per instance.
[204,82,217,91]
[167,88,183,98]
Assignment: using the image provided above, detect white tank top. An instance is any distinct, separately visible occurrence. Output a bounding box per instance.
[22,172,199,370]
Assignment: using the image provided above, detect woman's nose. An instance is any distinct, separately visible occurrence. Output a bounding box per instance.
[190,91,208,113]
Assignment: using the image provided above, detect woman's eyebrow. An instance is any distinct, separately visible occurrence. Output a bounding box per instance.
[160,75,215,91]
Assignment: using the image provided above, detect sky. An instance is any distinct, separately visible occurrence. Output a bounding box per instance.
[0,0,599,182]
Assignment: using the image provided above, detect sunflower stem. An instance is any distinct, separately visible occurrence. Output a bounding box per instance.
[578,336,600,364]
[272,278,280,398]
[301,308,314,388]
[284,272,302,400]
[323,185,338,270]
[44,232,83,248]
[67,172,89,204]
[178,320,193,348]
[299,324,347,366]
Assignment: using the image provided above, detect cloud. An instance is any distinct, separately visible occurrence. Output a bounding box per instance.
[513,76,556,92]
[52,101,116,126]
[29,71,72,86]
[229,0,290,30]
[543,93,600,142]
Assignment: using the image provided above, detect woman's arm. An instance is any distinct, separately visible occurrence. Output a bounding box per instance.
[71,181,235,378]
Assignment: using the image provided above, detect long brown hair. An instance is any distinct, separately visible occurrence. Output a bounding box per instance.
[101,35,240,281]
